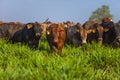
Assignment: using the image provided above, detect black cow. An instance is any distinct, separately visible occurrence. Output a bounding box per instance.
[66,23,88,46]
[101,18,116,45]
[11,23,43,49]
[101,18,120,47]
[103,22,120,47]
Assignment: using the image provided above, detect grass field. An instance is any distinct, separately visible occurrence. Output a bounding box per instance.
[0,37,120,80]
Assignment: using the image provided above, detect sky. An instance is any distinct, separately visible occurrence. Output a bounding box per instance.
[0,0,120,24]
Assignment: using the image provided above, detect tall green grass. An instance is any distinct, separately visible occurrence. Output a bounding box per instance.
[0,39,120,80]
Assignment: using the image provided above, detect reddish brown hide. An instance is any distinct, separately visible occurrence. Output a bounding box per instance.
[46,23,66,54]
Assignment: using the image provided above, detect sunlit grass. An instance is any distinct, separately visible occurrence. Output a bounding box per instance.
[0,39,120,80]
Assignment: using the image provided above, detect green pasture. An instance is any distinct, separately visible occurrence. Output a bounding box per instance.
[0,37,119,80]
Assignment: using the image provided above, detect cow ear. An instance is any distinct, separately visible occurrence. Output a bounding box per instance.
[104,28,109,32]
[87,30,92,34]
[27,24,33,29]
[87,29,95,34]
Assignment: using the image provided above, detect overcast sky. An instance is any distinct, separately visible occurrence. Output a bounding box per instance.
[0,0,120,24]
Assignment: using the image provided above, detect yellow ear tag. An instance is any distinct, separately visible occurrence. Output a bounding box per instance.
[92,30,95,33]
[47,31,50,35]
[27,24,32,29]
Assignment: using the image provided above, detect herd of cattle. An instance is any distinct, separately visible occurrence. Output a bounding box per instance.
[0,17,120,54]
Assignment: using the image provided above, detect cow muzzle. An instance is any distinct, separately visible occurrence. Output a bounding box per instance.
[98,38,103,43]
[36,33,41,37]
[82,40,87,45]
[54,38,59,43]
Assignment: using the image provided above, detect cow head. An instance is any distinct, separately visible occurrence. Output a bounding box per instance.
[53,23,66,43]
[41,23,47,33]
[94,23,104,43]
[75,23,88,45]
[26,23,43,38]
[85,23,104,44]
[102,17,113,23]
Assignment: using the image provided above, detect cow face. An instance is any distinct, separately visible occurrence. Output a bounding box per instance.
[73,23,88,45]
[41,23,47,33]
[26,23,43,38]
[52,24,65,44]
[34,25,43,38]
[79,27,88,44]
[85,23,104,43]
[94,24,104,43]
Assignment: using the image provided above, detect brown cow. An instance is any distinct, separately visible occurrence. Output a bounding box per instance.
[46,23,66,54]
[0,22,24,39]
[40,21,52,34]
[8,22,24,38]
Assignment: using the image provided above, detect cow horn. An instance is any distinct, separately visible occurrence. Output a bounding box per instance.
[43,18,49,23]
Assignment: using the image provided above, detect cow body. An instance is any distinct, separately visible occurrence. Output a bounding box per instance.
[83,21,104,43]
[0,22,24,39]
[11,23,43,49]
[46,23,66,54]
[66,23,87,46]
